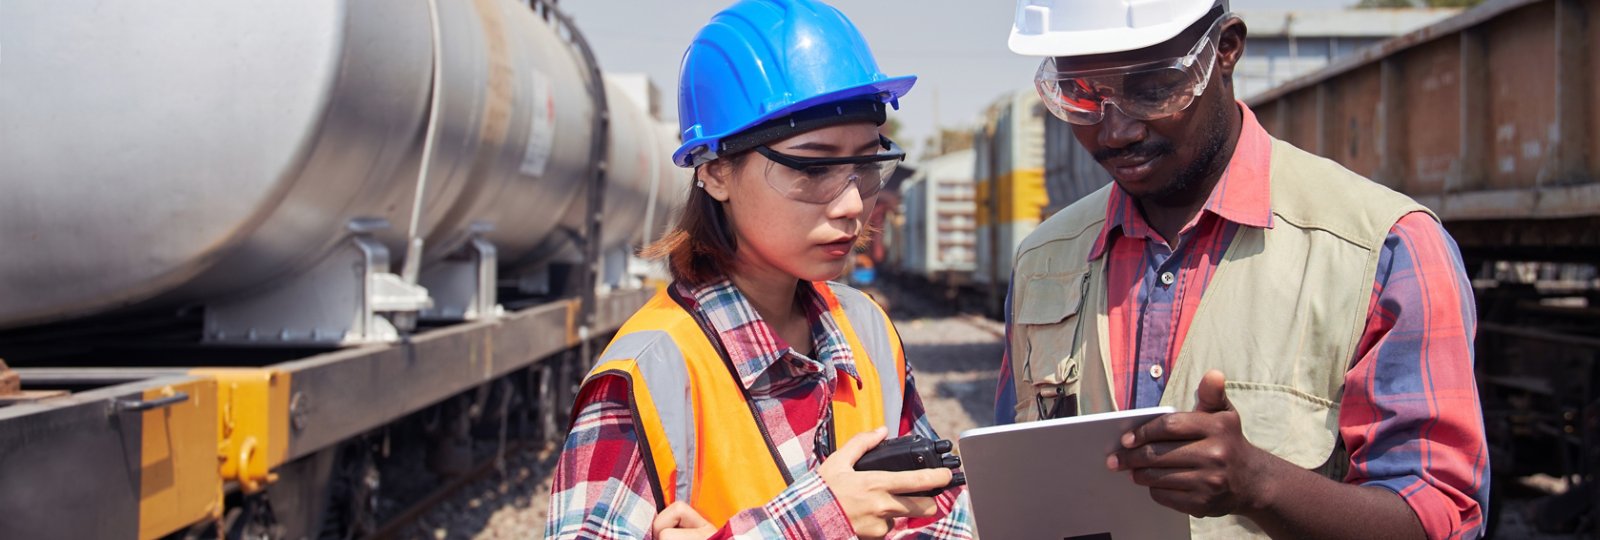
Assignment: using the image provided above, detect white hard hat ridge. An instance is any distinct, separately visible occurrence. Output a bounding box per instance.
[1009,0,1227,58]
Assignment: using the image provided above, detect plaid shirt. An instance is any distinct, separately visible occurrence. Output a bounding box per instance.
[995,104,1489,539]
[548,279,974,539]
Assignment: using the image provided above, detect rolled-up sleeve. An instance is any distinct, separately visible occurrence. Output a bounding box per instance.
[1340,212,1491,539]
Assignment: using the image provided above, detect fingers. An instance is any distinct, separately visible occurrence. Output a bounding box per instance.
[864,491,938,521]
[1194,369,1232,413]
[1128,467,1217,490]
[1109,439,1177,470]
[1122,412,1212,449]
[828,426,890,469]
[872,467,953,494]
[1148,486,1214,517]
[1149,485,1235,518]
[891,494,941,518]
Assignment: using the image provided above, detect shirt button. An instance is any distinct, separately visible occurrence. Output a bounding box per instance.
[1149,364,1164,379]
[1159,271,1175,286]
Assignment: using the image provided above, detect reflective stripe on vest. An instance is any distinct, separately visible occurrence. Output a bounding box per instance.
[583,282,906,526]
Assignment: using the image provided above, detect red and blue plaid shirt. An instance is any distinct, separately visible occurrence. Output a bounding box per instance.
[548,278,974,539]
[995,104,1489,539]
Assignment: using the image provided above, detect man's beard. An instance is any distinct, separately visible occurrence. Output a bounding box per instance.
[1093,99,1232,203]
[1165,99,1232,201]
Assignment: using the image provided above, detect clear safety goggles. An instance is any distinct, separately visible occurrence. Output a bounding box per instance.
[1034,14,1233,125]
[753,136,904,204]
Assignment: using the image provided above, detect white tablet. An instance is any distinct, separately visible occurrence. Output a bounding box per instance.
[958,407,1191,540]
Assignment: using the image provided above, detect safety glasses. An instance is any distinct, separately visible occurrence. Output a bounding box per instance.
[753,136,904,204]
[1034,14,1233,125]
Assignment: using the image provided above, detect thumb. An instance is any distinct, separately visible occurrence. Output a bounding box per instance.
[1195,370,1232,413]
[652,502,691,532]
[675,504,713,529]
[830,426,890,467]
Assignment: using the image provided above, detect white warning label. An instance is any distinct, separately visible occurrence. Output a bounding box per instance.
[520,68,556,177]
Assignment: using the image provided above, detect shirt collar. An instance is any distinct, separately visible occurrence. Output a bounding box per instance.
[1088,101,1275,260]
[677,278,860,391]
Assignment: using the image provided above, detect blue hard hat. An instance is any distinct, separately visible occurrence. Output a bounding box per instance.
[673,0,916,168]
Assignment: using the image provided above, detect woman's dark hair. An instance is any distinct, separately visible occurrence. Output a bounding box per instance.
[643,116,887,286]
[640,153,748,286]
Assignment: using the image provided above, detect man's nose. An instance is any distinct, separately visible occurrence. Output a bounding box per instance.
[1098,104,1148,150]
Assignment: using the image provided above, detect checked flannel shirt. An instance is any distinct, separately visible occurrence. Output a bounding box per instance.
[994,103,1490,539]
[547,278,974,539]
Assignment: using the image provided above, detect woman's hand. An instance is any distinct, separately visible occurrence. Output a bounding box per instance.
[818,427,950,540]
[651,501,717,540]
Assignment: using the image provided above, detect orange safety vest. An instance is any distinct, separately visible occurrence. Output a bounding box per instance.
[582,282,907,527]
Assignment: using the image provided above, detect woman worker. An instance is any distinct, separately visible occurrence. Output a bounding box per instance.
[544,1,974,538]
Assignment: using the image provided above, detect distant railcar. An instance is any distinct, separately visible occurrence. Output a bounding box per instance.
[1247,0,1600,535]
[972,89,1049,315]
[894,149,979,284]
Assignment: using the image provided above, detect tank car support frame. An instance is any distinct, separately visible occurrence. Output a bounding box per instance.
[420,229,503,322]
[203,220,434,346]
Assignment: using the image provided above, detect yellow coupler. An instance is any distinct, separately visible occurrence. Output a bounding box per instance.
[134,368,289,538]
[190,368,291,494]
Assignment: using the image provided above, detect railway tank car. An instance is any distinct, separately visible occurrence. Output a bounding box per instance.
[0,1,685,538]
[1246,0,1600,535]
[0,0,676,343]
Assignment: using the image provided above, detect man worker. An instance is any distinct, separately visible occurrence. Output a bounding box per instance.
[993,1,1490,538]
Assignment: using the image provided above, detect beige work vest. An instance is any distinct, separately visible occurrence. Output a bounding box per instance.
[1007,138,1434,539]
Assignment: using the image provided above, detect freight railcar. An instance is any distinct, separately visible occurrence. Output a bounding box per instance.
[972,89,1049,316]
[0,1,685,538]
[892,149,979,288]
[1246,0,1600,535]
[1041,108,1113,220]
[887,89,1103,313]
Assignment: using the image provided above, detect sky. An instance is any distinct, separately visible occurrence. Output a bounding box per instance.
[563,0,1356,159]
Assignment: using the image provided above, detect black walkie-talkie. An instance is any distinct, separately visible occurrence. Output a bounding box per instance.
[855,434,967,497]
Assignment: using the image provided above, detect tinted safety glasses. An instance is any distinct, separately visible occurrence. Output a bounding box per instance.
[1034,14,1234,125]
[753,135,904,204]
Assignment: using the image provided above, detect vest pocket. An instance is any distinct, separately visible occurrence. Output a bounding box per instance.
[1225,382,1340,470]
[1014,271,1090,398]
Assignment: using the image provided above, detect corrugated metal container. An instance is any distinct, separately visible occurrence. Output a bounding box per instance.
[973,89,1048,291]
[1042,115,1112,219]
[1246,0,1600,260]
[896,150,978,279]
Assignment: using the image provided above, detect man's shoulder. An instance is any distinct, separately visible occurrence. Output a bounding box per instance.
[1016,183,1114,262]
[1268,138,1434,246]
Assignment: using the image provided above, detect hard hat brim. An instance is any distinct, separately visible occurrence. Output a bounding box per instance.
[673,75,916,167]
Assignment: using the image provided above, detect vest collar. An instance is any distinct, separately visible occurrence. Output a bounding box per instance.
[674,278,860,392]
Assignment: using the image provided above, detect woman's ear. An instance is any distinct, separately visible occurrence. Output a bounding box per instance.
[697,160,735,202]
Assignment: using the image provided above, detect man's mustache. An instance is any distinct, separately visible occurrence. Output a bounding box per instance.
[1093,140,1176,163]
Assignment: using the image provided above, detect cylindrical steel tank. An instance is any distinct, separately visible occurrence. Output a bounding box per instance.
[0,0,671,329]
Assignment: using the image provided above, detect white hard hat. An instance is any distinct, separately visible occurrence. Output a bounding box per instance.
[1009,0,1227,57]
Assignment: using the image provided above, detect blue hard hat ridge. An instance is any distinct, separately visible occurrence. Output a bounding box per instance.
[673,0,916,167]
